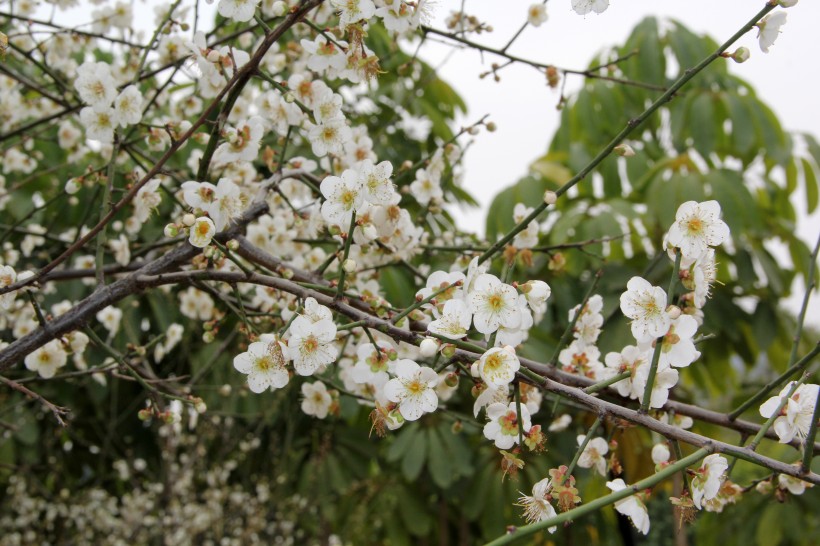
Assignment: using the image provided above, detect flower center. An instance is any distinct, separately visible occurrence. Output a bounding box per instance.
[303,335,319,354]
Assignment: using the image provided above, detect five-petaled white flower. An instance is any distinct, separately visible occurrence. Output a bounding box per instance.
[233,338,290,393]
[358,160,397,205]
[331,0,376,30]
[691,454,729,510]
[632,360,679,409]
[24,339,68,379]
[666,200,730,260]
[606,479,650,534]
[477,346,520,388]
[287,315,339,376]
[427,299,472,339]
[188,216,216,248]
[483,401,532,449]
[527,4,548,27]
[469,273,522,335]
[577,435,609,477]
[620,276,671,343]
[320,168,363,228]
[757,11,788,53]
[759,382,819,444]
[0,265,18,310]
[516,477,558,531]
[384,359,439,421]
[301,381,334,418]
[217,0,260,23]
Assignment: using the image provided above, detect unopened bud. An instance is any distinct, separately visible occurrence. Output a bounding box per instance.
[218,384,232,397]
[485,121,497,132]
[65,178,81,194]
[451,420,463,434]
[387,348,398,361]
[441,344,456,359]
[194,399,207,414]
[284,92,296,103]
[470,361,480,378]
[343,259,357,273]
[419,337,438,357]
[328,225,341,236]
[614,143,635,157]
[666,305,682,320]
[731,47,751,63]
[182,213,196,226]
[226,239,239,251]
[206,50,221,63]
[778,0,798,7]
[755,480,773,494]
[543,190,557,205]
[202,331,215,343]
[271,0,288,16]
[444,372,459,388]
[137,408,152,421]
[164,223,179,238]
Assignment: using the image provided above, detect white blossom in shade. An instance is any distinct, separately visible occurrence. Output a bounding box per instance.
[571,0,609,15]
[473,384,510,418]
[24,340,68,379]
[548,413,572,432]
[113,85,143,127]
[427,299,472,339]
[204,178,244,231]
[214,117,264,164]
[218,0,259,22]
[658,411,694,430]
[312,88,345,124]
[778,473,813,496]
[287,315,338,376]
[409,167,443,206]
[632,360,679,408]
[233,339,290,393]
[606,479,650,535]
[666,200,730,261]
[691,454,729,510]
[0,265,17,309]
[300,35,348,74]
[620,276,670,343]
[96,306,123,336]
[301,381,334,418]
[495,297,533,347]
[351,340,393,384]
[483,401,532,449]
[527,4,547,27]
[577,435,609,477]
[759,382,819,444]
[331,0,376,30]
[375,0,420,34]
[416,270,465,312]
[757,11,787,53]
[358,160,396,205]
[516,478,558,531]
[571,294,605,345]
[133,178,162,222]
[384,359,439,421]
[690,248,718,309]
[559,340,603,379]
[647,314,700,368]
[512,203,540,249]
[469,274,522,335]
[188,216,216,248]
[651,443,670,465]
[601,345,648,398]
[179,287,215,320]
[477,346,520,388]
[73,61,118,111]
[307,119,351,157]
[109,234,130,266]
[80,106,116,143]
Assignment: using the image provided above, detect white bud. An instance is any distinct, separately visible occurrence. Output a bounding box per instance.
[65,178,81,194]
[470,361,480,378]
[284,93,296,103]
[206,50,221,63]
[614,143,636,157]
[543,190,557,205]
[666,305,682,320]
[651,443,671,465]
[343,259,357,273]
[164,224,179,238]
[363,224,379,240]
[272,0,288,16]
[182,213,196,226]
[779,0,798,7]
[731,47,751,63]
[419,338,438,358]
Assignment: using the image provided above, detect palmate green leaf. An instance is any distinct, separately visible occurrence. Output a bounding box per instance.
[688,91,718,159]
[426,427,455,489]
[400,424,427,481]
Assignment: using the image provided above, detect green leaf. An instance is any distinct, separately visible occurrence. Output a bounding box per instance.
[387,423,419,462]
[426,428,455,489]
[400,426,427,481]
[801,157,819,213]
[688,92,717,159]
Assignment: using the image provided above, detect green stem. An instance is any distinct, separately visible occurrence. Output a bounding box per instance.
[391,280,460,325]
[583,371,631,394]
[563,415,602,483]
[801,387,820,473]
[549,272,601,366]
[335,212,357,300]
[486,448,710,545]
[640,250,682,413]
